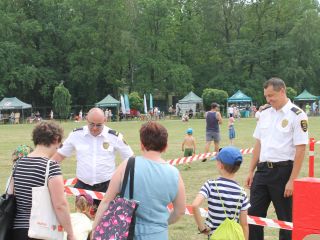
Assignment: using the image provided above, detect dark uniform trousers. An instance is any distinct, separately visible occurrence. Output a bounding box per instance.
[74,179,110,207]
[249,161,293,240]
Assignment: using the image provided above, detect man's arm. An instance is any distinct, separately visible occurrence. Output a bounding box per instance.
[216,112,222,124]
[51,152,66,163]
[245,139,261,188]
[284,144,306,197]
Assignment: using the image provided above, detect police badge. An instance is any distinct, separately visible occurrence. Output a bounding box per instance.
[281,119,289,128]
[103,142,110,149]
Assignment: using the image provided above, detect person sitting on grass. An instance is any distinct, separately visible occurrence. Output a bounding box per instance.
[192,147,250,239]
[181,128,196,169]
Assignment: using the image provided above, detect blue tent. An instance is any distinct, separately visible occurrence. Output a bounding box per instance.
[227,90,252,103]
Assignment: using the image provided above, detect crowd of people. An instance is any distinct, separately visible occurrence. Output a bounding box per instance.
[5,77,309,240]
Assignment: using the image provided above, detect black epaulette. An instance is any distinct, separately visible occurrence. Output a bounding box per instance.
[291,107,302,115]
[73,127,83,132]
[261,105,271,111]
[108,129,119,137]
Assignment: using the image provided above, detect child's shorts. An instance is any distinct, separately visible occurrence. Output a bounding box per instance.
[184,148,194,157]
[229,125,235,139]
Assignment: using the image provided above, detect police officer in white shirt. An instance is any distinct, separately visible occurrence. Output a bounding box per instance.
[246,78,308,240]
[52,108,134,207]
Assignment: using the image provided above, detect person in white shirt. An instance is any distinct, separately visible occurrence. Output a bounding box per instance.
[227,105,234,117]
[51,108,134,208]
[246,78,308,240]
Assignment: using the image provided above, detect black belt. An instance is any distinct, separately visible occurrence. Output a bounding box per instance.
[257,160,293,169]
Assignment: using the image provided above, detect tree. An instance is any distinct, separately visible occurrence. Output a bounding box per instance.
[286,87,297,101]
[202,88,228,110]
[52,83,72,119]
[129,92,143,111]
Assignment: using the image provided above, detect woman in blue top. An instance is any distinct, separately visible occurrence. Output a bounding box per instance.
[93,121,186,240]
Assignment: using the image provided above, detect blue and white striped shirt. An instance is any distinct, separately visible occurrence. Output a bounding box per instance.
[199,177,250,232]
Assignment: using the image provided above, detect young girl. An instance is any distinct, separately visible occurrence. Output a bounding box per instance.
[65,193,93,240]
[228,116,236,145]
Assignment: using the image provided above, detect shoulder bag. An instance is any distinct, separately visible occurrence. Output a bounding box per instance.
[0,161,18,240]
[93,157,139,240]
[28,160,64,240]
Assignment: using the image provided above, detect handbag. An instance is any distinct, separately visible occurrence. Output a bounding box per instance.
[93,157,139,240]
[28,160,64,240]
[0,163,18,240]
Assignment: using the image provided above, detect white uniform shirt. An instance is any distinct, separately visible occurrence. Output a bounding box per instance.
[58,126,133,185]
[253,100,308,162]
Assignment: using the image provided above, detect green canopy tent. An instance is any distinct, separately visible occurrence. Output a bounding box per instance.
[293,89,318,102]
[293,90,318,114]
[0,97,32,122]
[95,95,120,120]
[95,94,120,108]
[178,91,203,116]
[227,90,252,117]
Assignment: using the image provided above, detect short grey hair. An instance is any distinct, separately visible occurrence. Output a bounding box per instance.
[263,77,286,91]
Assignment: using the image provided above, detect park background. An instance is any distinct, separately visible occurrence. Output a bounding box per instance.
[1,0,320,239]
[0,117,319,239]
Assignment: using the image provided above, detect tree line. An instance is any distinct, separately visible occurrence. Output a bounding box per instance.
[1,0,319,108]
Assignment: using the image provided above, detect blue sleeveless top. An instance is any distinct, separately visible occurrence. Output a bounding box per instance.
[123,156,179,240]
[206,111,219,132]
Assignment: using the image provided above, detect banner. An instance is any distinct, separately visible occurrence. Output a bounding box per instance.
[120,95,126,114]
[144,94,147,114]
[149,93,153,110]
[124,94,130,114]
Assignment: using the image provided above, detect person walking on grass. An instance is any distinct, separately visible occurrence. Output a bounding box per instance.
[182,128,196,169]
[228,116,236,145]
[203,103,222,162]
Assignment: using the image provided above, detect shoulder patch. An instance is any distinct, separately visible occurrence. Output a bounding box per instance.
[108,129,119,137]
[73,127,83,132]
[291,107,302,115]
[261,105,271,111]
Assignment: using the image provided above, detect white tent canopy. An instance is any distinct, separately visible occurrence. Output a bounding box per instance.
[177,91,203,115]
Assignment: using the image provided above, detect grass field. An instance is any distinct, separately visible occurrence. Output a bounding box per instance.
[1,117,319,239]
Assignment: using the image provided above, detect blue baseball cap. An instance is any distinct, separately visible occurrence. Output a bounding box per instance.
[216,147,242,165]
[186,128,193,134]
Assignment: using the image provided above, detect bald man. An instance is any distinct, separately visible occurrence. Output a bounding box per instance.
[52,108,134,207]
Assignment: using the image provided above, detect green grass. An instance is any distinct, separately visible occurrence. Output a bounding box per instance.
[1,117,319,239]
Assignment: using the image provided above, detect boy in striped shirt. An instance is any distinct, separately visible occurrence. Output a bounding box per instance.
[192,146,250,239]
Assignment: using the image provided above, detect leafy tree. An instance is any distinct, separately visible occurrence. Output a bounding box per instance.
[52,83,72,119]
[202,88,228,110]
[129,92,143,111]
[286,87,297,101]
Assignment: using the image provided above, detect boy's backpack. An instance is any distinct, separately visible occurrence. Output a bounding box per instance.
[209,181,245,240]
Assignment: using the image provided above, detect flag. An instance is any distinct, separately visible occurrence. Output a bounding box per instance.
[120,95,126,114]
[149,93,153,110]
[144,94,147,114]
[124,94,130,114]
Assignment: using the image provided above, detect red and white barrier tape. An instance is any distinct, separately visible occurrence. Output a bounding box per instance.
[167,147,254,166]
[63,178,78,186]
[65,187,293,230]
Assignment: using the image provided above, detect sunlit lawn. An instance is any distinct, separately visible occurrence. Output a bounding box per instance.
[1,117,319,239]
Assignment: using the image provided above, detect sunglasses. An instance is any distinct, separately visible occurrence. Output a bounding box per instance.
[88,122,104,129]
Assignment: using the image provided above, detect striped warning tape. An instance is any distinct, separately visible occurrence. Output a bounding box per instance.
[167,204,293,231]
[65,187,293,230]
[63,177,78,186]
[167,148,254,166]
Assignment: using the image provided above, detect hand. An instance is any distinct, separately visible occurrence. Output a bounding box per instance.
[198,225,211,235]
[67,234,76,240]
[245,172,254,189]
[284,179,293,197]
